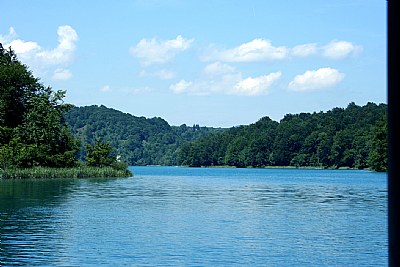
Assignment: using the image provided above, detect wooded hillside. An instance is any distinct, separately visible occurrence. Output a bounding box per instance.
[65,102,387,171]
[65,105,224,166]
[176,102,387,171]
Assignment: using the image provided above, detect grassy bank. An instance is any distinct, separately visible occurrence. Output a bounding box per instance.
[0,166,133,179]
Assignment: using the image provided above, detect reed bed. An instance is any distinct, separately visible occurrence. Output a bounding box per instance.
[0,166,132,179]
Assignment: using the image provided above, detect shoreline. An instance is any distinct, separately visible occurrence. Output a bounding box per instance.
[151,165,377,172]
[0,166,133,179]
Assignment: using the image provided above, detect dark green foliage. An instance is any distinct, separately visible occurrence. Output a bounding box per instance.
[175,102,387,171]
[65,105,224,166]
[66,102,387,171]
[367,115,387,172]
[85,139,117,168]
[0,44,79,169]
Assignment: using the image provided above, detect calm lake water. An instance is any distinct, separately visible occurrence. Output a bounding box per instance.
[0,166,387,266]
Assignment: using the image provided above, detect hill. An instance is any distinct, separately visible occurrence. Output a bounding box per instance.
[65,102,387,171]
[176,102,387,171]
[65,105,224,166]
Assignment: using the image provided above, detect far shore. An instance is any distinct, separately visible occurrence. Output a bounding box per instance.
[170,165,374,171]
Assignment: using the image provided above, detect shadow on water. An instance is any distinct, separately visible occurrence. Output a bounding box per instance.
[0,177,119,266]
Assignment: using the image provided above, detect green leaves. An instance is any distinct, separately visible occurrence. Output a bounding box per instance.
[0,45,79,168]
[367,116,387,172]
[85,139,117,168]
[175,103,387,171]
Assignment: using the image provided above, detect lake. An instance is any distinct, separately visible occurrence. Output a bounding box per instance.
[0,166,387,266]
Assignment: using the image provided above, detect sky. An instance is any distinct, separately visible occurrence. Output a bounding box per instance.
[0,0,387,127]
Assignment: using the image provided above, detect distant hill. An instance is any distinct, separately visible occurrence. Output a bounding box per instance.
[175,102,387,171]
[65,102,387,171]
[64,105,224,166]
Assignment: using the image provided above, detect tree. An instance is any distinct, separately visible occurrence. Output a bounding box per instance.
[85,139,117,168]
[0,44,79,168]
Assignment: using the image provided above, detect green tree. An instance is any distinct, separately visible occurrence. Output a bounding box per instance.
[85,139,117,168]
[368,115,387,172]
[0,44,79,168]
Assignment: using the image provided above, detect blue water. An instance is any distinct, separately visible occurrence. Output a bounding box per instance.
[0,167,387,266]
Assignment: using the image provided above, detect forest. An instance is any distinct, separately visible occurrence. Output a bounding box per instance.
[65,105,224,166]
[175,102,387,171]
[65,102,387,172]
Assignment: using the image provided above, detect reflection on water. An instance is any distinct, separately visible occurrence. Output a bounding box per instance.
[0,167,387,266]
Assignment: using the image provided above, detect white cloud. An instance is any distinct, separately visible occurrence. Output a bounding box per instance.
[203,39,361,62]
[1,25,78,78]
[6,39,41,54]
[212,39,288,62]
[52,68,72,81]
[36,25,78,65]
[130,35,194,66]
[1,27,41,58]
[291,43,317,57]
[233,72,282,96]
[322,40,362,59]
[170,62,281,96]
[288,67,345,92]
[169,80,193,94]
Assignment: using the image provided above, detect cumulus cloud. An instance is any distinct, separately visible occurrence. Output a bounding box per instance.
[322,40,362,59]
[208,39,288,62]
[288,67,345,92]
[169,62,281,96]
[130,35,194,66]
[203,39,361,62]
[233,72,282,96]
[1,27,41,57]
[1,25,78,80]
[36,25,78,65]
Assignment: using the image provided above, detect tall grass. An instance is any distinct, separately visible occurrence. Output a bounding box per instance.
[0,166,132,179]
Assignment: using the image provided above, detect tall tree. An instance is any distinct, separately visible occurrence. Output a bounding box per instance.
[0,44,79,168]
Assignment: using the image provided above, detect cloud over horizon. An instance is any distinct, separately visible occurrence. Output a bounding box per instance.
[288,67,345,92]
[322,40,363,59]
[204,39,288,62]
[130,35,194,66]
[169,62,281,96]
[0,25,78,81]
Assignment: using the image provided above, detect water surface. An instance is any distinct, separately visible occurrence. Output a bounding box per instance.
[0,167,387,266]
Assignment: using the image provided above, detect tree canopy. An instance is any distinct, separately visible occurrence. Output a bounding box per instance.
[175,102,387,171]
[0,44,79,168]
[65,102,387,172]
[65,105,224,166]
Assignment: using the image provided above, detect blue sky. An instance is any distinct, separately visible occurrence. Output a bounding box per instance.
[0,0,387,127]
